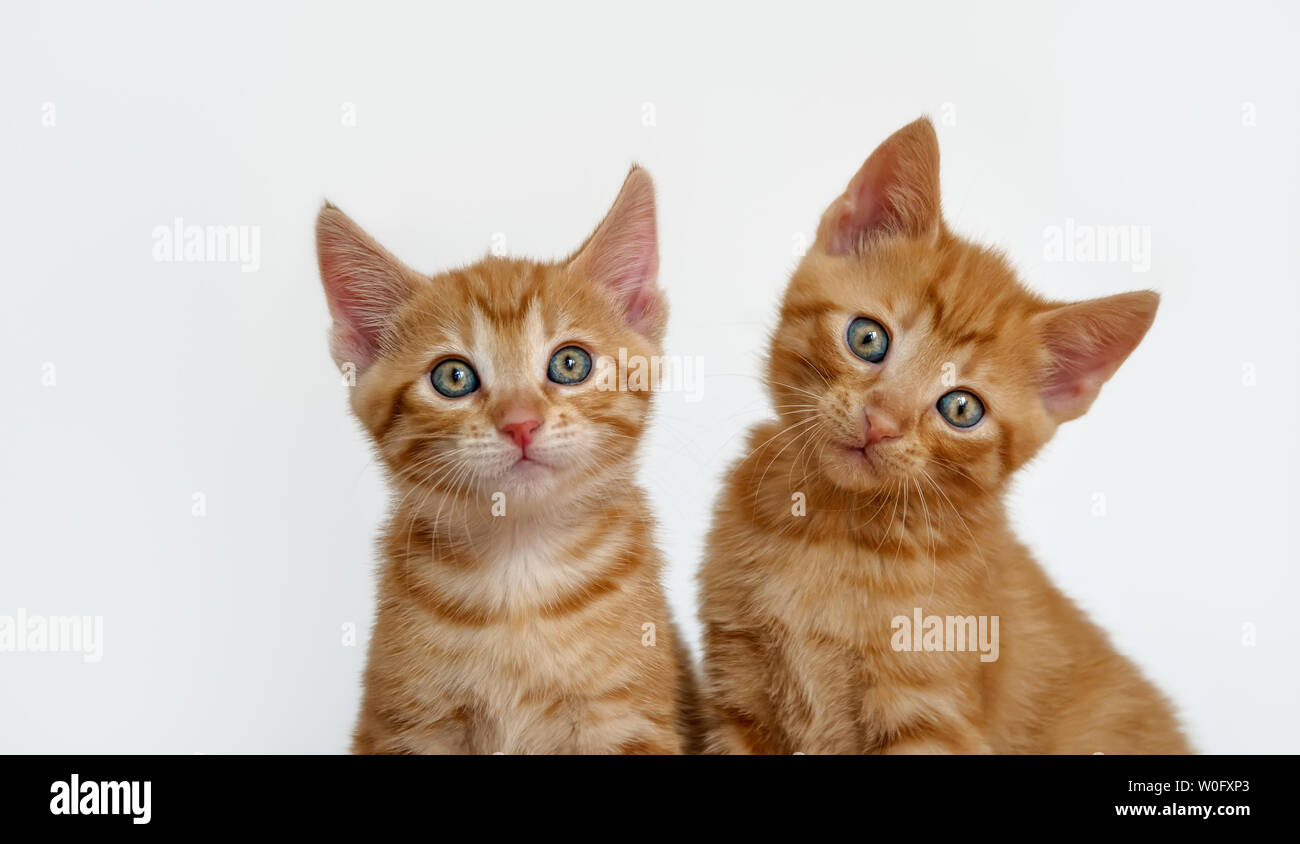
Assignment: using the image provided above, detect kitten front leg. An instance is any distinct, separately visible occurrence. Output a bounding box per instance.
[352,706,474,755]
[880,727,992,754]
[614,729,684,755]
[700,623,785,754]
[565,702,685,754]
[706,704,781,755]
[872,694,992,755]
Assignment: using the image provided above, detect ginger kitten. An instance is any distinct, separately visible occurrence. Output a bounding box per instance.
[317,168,700,754]
[699,118,1190,754]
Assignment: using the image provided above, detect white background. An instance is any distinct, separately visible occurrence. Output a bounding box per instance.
[2,1,1297,753]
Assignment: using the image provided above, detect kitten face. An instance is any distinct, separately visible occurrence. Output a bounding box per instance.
[772,240,1049,497]
[365,259,658,505]
[317,168,665,517]
[769,118,1158,500]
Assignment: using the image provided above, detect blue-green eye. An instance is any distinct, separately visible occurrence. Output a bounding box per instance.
[937,389,985,428]
[430,359,479,398]
[847,317,889,363]
[548,345,592,385]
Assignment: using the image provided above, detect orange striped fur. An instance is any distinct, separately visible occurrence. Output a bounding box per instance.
[317,168,701,754]
[699,118,1190,754]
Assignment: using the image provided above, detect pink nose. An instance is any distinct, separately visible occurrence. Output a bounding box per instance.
[863,411,900,447]
[500,419,541,449]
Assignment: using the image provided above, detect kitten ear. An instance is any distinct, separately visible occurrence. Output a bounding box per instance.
[568,165,666,340]
[315,202,416,372]
[1034,291,1160,423]
[815,116,942,256]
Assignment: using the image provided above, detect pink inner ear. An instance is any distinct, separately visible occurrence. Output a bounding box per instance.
[821,117,941,256]
[829,193,889,255]
[1037,291,1159,420]
[619,237,660,326]
[1040,335,1115,413]
[330,322,376,372]
[596,225,657,298]
[320,253,385,369]
[570,167,662,334]
[315,204,412,371]
[832,152,902,254]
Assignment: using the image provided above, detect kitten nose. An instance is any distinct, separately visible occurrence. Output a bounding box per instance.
[499,418,541,449]
[863,410,901,447]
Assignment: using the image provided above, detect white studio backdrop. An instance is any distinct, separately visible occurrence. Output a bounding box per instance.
[2,1,1297,753]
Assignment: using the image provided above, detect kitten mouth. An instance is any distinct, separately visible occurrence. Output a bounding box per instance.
[510,455,551,471]
[838,442,882,471]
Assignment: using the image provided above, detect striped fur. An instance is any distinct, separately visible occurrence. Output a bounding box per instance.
[699,118,1190,754]
[318,168,701,754]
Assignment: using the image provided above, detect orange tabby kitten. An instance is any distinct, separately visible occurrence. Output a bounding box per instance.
[317,168,700,754]
[699,118,1190,754]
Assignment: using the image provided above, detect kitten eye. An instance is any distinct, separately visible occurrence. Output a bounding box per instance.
[937,389,985,429]
[430,359,479,398]
[846,317,890,363]
[548,345,592,385]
